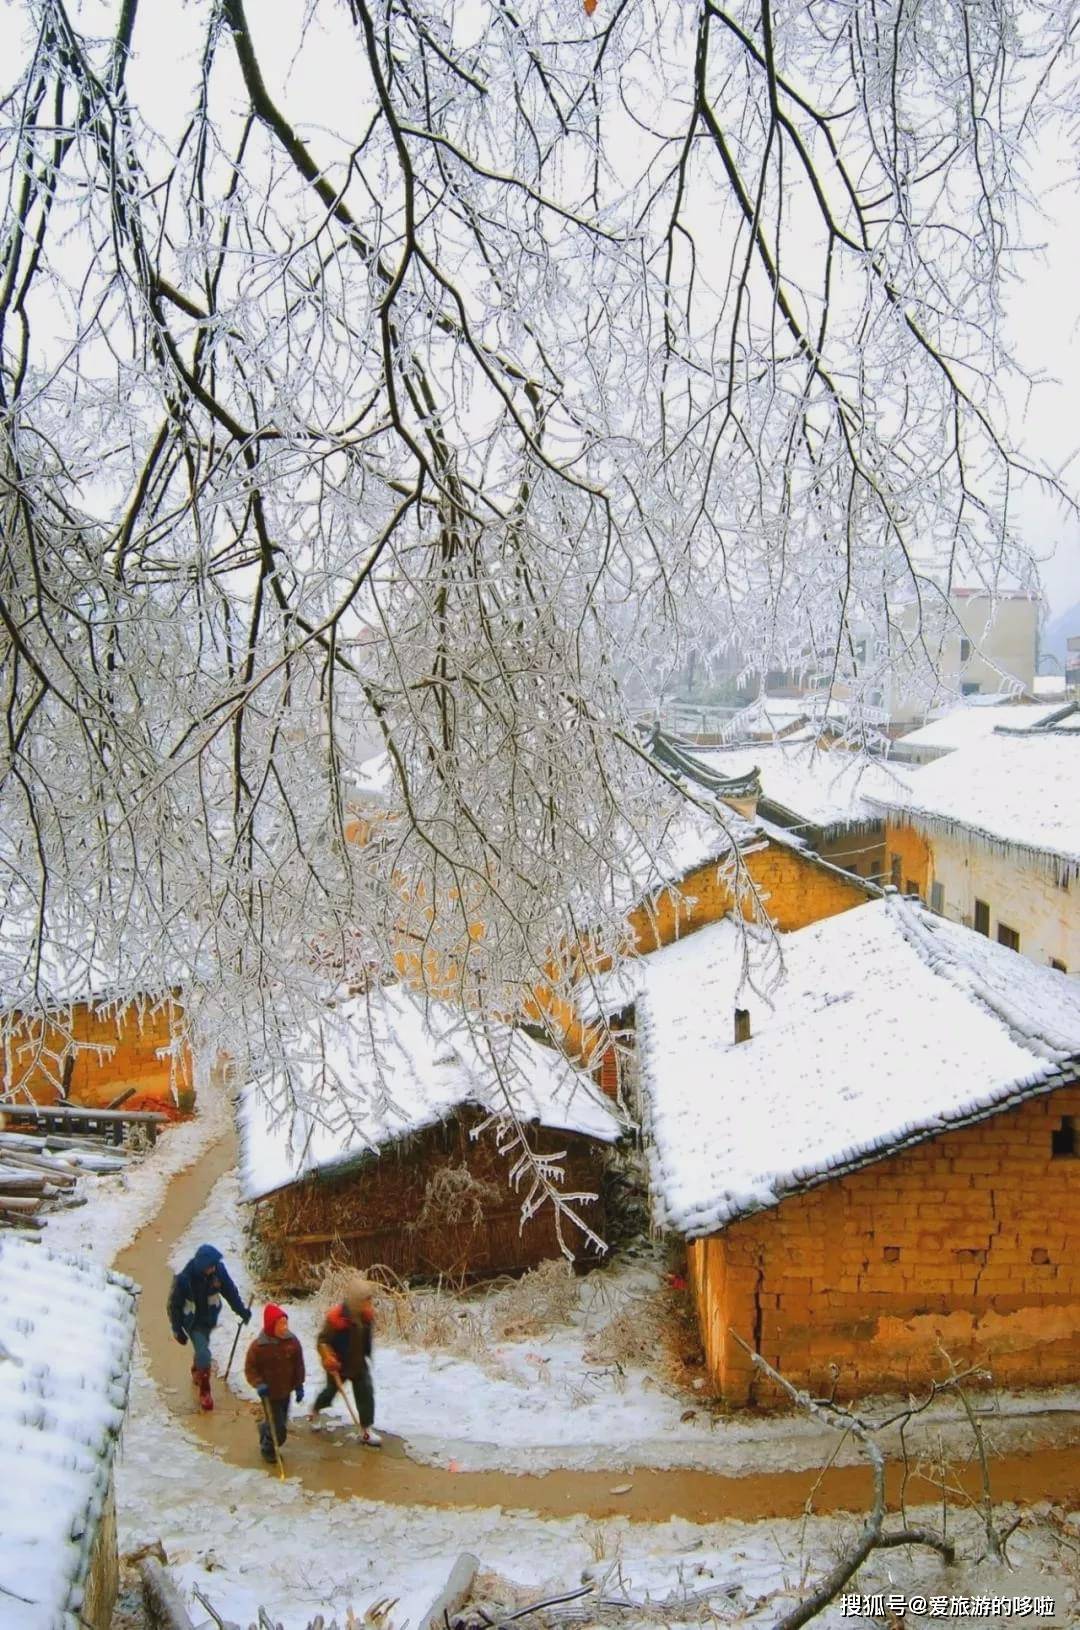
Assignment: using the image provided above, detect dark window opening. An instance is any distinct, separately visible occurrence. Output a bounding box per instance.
[930,880,945,915]
[1052,1116,1077,1158]
[905,878,920,900]
[961,680,981,695]
[1051,958,1068,974]
[997,923,1020,952]
[890,853,901,888]
[960,637,972,662]
[883,1246,901,1262]
[974,899,990,936]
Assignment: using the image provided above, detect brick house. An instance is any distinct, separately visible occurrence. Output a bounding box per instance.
[550,727,878,1098]
[2,990,195,1111]
[240,982,622,1288]
[868,703,1080,974]
[634,894,1080,1404]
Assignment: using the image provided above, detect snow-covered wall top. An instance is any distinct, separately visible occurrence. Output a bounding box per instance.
[869,731,1080,871]
[698,742,907,836]
[239,984,623,1201]
[0,1238,136,1629]
[637,897,1080,1237]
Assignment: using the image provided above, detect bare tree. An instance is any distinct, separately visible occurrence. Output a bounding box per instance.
[0,1,1075,1188]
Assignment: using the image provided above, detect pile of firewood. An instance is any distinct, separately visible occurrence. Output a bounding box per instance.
[0,1126,128,1231]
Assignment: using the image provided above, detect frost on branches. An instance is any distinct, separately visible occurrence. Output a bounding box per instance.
[0,1,1074,1203]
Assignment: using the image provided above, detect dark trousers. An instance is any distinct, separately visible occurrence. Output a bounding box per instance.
[258,1396,290,1459]
[313,1361,374,1427]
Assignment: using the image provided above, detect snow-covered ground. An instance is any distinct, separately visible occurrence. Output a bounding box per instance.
[27,1096,1080,1629]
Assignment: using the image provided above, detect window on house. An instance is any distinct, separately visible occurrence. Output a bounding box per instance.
[997,923,1020,952]
[847,860,860,876]
[1051,958,1068,974]
[961,681,981,696]
[960,637,972,662]
[905,878,920,900]
[1052,1116,1077,1158]
[973,898,990,936]
[930,880,945,915]
[890,853,901,888]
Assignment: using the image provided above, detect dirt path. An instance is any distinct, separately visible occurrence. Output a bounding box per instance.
[117,1134,1080,1524]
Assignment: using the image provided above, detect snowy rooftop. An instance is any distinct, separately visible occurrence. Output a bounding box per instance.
[0,1238,136,1628]
[239,984,623,1201]
[697,742,906,837]
[892,700,1063,755]
[868,728,1080,873]
[636,897,1080,1236]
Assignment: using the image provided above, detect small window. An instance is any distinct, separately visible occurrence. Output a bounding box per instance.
[1051,958,1068,974]
[930,880,945,915]
[974,899,990,936]
[960,637,972,662]
[847,860,860,876]
[905,878,920,900]
[997,923,1020,952]
[961,681,981,696]
[1052,1117,1077,1158]
[890,853,902,888]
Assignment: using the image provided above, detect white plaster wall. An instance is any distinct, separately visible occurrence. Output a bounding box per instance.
[928,829,1079,974]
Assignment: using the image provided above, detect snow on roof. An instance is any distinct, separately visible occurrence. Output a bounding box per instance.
[0,1238,136,1628]
[697,742,906,838]
[1033,675,1068,699]
[636,896,1080,1237]
[239,984,622,1201]
[892,700,1062,754]
[869,729,1080,876]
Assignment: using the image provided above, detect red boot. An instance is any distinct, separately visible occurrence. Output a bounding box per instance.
[194,1367,214,1411]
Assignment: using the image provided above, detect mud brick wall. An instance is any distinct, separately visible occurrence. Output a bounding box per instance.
[630,843,869,953]
[4,997,193,1109]
[687,1080,1080,1406]
[883,821,932,899]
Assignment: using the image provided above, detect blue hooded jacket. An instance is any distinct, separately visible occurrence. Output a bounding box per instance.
[167,1244,246,1338]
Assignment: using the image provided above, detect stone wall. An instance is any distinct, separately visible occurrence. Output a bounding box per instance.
[688,1079,1080,1405]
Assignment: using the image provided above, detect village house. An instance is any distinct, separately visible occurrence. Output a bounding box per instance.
[240,982,623,1290]
[633,894,1080,1405]
[888,698,1063,766]
[553,727,879,1099]
[692,738,903,881]
[868,703,1080,973]
[0,1236,137,1627]
[1,988,195,1113]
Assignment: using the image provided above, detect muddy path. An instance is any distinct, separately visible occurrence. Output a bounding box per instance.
[117,1135,1080,1524]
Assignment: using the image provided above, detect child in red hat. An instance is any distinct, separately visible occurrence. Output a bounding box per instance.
[244,1304,305,1465]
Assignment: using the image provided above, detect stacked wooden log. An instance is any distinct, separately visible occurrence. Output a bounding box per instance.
[0,1125,130,1232]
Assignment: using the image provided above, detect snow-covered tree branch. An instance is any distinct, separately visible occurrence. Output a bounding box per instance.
[0,0,1075,1110]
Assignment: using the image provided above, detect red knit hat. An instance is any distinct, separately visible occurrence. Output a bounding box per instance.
[263,1302,287,1336]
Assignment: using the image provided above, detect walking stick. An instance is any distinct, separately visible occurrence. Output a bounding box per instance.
[259,1396,286,1481]
[223,1301,253,1381]
[332,1369,362,1431]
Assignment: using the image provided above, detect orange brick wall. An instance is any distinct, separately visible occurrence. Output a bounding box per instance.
[629,843,869,953]
[884,822,932,898]
[3,997,193,1109]
[689,1081,1080,1405]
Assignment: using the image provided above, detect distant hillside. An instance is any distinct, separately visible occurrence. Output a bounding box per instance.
[1043,599,1080,665]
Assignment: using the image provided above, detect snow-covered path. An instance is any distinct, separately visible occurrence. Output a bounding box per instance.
[117,1127,1080,1528]
[37,1098,1079,1626]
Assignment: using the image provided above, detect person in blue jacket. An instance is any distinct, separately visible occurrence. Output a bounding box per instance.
[167,1243,250,1411]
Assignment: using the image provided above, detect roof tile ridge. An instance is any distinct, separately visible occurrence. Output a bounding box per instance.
[885,895,1066,1064]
